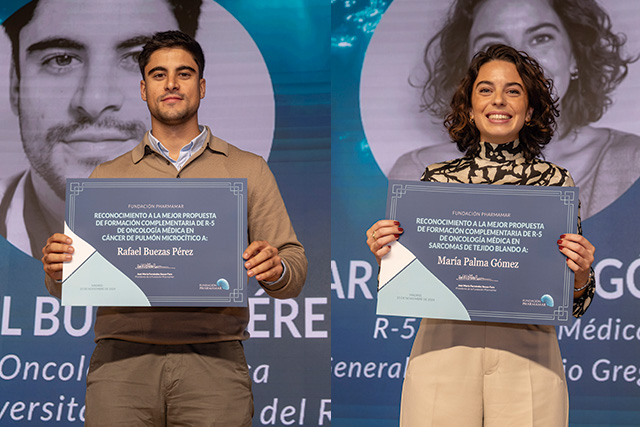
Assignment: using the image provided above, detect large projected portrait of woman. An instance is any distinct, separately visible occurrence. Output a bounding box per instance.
[361,0,640,220]
[0,0,274,257]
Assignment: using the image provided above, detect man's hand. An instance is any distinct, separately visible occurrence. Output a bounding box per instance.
[243,240,283,282]
[42,233,74,281]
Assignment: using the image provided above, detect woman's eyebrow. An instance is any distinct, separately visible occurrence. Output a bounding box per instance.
[471,22,561,47]
[475,81,524,89]
[471,32,504,48]
[525,22,561,35]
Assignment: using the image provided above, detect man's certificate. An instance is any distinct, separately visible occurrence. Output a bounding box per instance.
[377,180,579,325]
[62,179,247,307]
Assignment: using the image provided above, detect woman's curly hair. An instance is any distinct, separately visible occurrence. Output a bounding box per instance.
[418,0,636,136]
[446,44,559,161]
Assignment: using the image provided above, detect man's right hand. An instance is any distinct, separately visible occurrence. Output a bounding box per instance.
[42,234,74,281]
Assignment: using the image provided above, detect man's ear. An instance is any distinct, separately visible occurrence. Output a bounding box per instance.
[199,78,206,99]
[140,79,147,102]
[9,61,19,116]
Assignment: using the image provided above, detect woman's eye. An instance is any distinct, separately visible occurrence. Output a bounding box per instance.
[531,34,554,46]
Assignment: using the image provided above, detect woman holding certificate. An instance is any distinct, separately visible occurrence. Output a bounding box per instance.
[366,45,595,427]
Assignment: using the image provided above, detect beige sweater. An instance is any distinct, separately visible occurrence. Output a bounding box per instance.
[46,127,307,344]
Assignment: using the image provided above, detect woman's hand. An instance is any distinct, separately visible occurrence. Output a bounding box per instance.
[558,233,595,295]
[366,220,404,266]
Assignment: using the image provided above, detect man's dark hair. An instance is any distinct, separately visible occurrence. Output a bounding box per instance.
[416,0,637,137]
[445,44,559,162]
[3,0,203,79]
[138,30,205,79]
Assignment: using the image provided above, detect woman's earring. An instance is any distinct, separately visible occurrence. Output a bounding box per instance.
[570,68,579,81]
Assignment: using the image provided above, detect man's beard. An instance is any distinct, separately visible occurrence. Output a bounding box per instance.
[23,117,146,199]
[152,92,198,125]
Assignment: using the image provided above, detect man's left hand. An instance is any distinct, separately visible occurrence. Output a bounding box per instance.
[243,241,283,282]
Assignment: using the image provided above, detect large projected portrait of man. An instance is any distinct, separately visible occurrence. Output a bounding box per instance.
[1,0,274,257]
[361,0,640,219]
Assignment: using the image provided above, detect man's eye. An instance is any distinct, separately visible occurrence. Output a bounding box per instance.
[120,51,141,72]
[41,53,82,73]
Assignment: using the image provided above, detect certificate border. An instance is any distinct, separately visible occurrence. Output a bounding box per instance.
[386,181,577,323]
[66,179,247,305]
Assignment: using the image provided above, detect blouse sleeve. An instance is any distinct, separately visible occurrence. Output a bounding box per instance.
[573,201,596,318]
[556,171,596,318]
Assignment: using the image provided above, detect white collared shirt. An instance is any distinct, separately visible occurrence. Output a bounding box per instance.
[148,126,208,170]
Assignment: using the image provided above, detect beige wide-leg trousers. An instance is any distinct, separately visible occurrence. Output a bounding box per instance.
[400,319,568,427]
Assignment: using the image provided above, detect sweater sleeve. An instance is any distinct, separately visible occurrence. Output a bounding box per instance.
[247,158,307,299]
[44,275,62,299]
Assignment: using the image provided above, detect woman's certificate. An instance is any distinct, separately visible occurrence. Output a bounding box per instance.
[62,179,247,307]
[377,181,579,325]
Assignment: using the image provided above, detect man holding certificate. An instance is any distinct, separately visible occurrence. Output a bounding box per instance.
[367,45,595,426]
[41,31,307,426]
